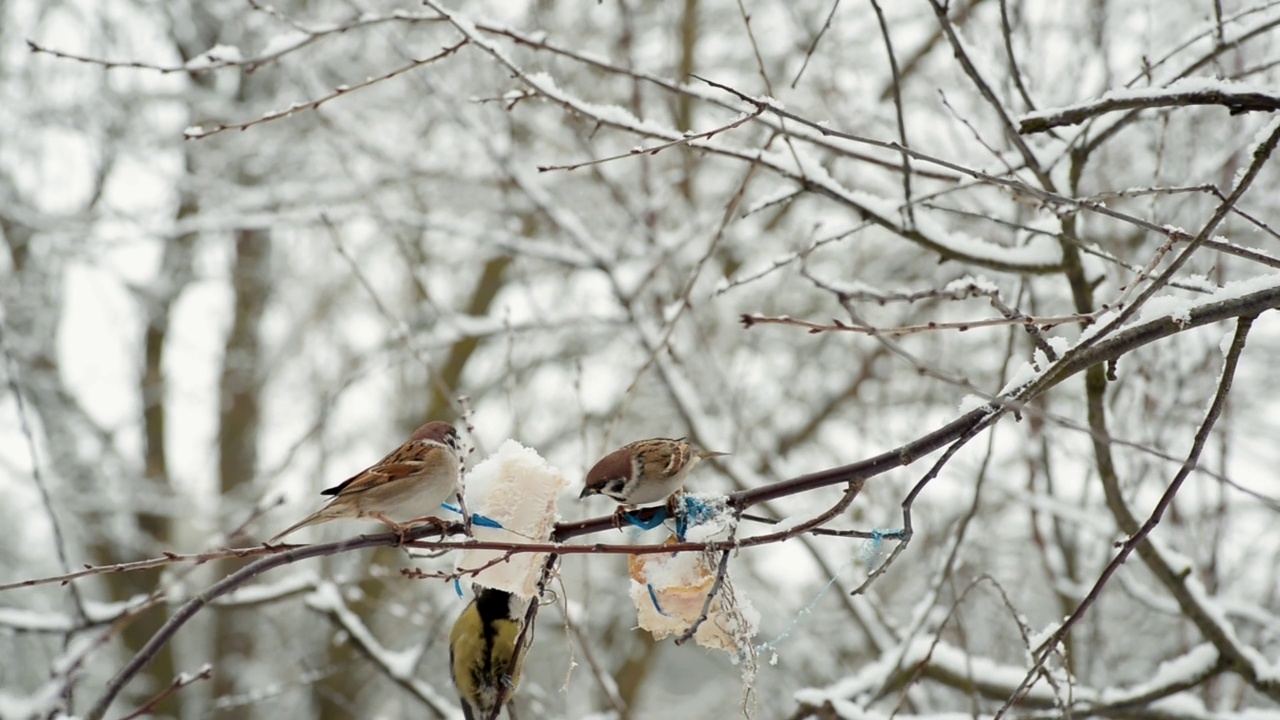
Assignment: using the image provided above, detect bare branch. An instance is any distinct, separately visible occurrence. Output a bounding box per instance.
[1021,85,1280,133]
[184,41,467,139]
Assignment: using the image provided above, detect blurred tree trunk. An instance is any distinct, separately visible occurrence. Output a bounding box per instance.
[676,0,699,204]
[614,634,659,709]
[425,255,512,422]
[116,186,199,717]
[162,6,269,716]
[211,226,271,717]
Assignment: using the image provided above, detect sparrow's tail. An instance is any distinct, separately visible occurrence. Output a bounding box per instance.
[268,507,339,543]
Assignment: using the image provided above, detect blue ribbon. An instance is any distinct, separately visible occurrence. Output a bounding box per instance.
[621,507,669,531]
[674,495,718,540]
[646,583,668,616]
[440,502,504,529]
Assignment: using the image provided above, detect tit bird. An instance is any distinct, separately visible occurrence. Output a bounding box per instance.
[450,587,532,720]
[269,421,460,542]
[580,437,727,506]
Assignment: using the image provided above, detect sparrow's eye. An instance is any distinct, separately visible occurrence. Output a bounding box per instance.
[602,477,629,499]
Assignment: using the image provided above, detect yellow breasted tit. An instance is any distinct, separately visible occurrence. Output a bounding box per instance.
[449,586,532,720]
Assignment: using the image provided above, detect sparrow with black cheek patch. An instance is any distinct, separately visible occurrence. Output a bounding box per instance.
[269,421,461,543]
[579,437,726,507]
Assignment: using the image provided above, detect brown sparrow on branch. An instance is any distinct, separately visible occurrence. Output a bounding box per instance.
[269,421,461,543]
[580,437,726,507]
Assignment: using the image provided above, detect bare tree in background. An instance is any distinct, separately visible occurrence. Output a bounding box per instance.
[2,1,1280,719]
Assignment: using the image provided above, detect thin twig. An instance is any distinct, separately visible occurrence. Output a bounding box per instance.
[117,666,214,720]
[536,106,765,172]
[26,12,442,74]
[0,324,88,619]
[674,549,733,645]
[740,311,1095,336]
[869,0,914,224]
[790,0,841,88]
[0,543,283,592]
[998,0,1037,113]
[184,41,467,139]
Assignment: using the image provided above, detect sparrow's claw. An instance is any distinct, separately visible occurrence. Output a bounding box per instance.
[396,515,453,540]
[424,516,453,539]
[665,492,684,518]
[371,514,413,545]
[611,507,630,530]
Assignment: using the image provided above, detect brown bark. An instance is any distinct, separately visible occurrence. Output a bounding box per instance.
[211,227,271,716]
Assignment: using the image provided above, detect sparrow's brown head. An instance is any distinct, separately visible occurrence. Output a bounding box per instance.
[580,447,633,500]
[411,421,460,451]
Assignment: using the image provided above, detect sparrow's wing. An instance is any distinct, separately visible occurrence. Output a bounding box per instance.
[321,442,401,495]
[638,442,691,479]
[320,469,372,496]
[319,481,347,496]
[322,459,427,496]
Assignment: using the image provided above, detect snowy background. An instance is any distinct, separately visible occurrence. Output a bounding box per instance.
[2,0,1279,718]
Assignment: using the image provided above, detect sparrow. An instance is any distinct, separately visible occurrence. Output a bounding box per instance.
[269,421,461,543]
[579,437,726,506]
[450,587,532,720]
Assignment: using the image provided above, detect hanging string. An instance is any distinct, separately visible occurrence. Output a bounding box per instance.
[754,528,905,660]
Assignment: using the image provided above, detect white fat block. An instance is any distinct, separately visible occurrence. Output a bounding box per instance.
[628,538,759,653]
[454,439,567,598]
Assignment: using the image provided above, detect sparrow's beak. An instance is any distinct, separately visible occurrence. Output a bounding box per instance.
[578,486,595,499]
